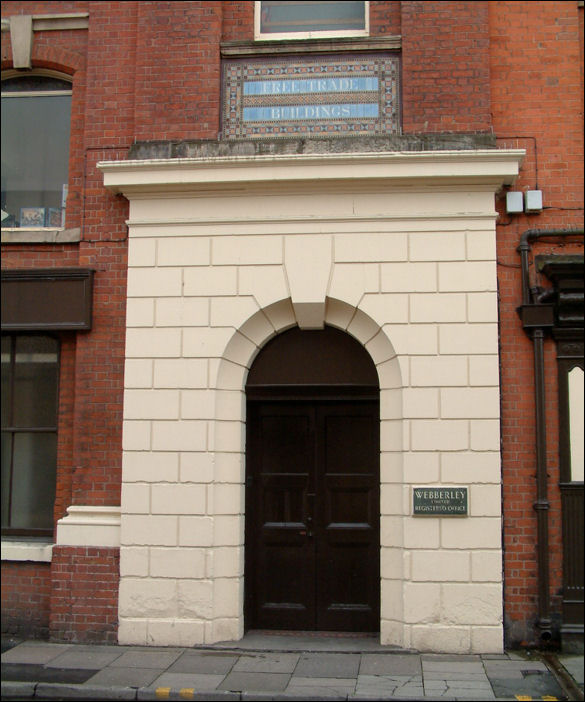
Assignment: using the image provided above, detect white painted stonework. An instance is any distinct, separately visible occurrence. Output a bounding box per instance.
[56,505,121,547]
[100,149,524,653]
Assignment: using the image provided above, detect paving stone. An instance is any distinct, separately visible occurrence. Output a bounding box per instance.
[424,671,491,681]
[218,671,291,692]
[385,685,425,698]
[1,663,97,684]
[355,673,423,698]
[1,643,72,665]
[484,668,525,679]
[168,651,237,674]
[489,670,565,700]
[46,648,125,669]
[356,674,422,688]
[483,660,548,671]
[360,654,421,676]
[109,649,183,669]
[443,690,495,700]
[421,654,480,663]
[285,676,356,698]
[351,695,410,701]
[430,680,493,690]
[558,654,585,686]
[422,661,485,673]
[146,671,225,690]
[294,653,361,678]
[233,652,300,673]
[480,654,510,660]
[505,650,531,660]
[84,666,164,687]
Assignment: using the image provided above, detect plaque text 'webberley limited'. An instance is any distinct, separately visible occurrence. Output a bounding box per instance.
[413,487,469,516]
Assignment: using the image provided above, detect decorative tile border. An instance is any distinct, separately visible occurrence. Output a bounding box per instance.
[222,54,400,139]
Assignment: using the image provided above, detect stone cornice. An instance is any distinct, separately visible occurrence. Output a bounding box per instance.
[99,149,525,197]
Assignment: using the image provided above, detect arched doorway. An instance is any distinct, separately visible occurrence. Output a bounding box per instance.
[245,325,380,632]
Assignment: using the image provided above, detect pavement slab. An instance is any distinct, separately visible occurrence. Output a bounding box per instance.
[84,665,165,687]
[218,670,291,691]
[360,653,422,675]
[233,652,300,673]
[422,660,485,673]
[294,652,361,678]
[0,642,72,665]
[1,635,583,701]
[46,647,126,669]
[285,676,356,697]
[355,673,423,697]
[488,668,567,700]
[424,671,491,680]
[167,650,238,674]
[1,662,98,684]
[557,653,584,690]
[108,649,183,669]
[146,671,226,689]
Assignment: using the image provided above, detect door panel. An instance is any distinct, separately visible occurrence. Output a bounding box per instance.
[246,399,379,632]
[247,404,315,629]
[316,404,379,631]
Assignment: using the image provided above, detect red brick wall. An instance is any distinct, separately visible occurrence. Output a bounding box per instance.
[222,0,254,41]
[134,1,222,141]
[490,0,584,646]
[1,563,52,639]
[2,2,128,641]
[49,547,120,643]
[371,0,401,36]
[401,0,492,133]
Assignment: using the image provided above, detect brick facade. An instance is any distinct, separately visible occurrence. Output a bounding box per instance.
[49,547,120,643]
[1,1,583,650]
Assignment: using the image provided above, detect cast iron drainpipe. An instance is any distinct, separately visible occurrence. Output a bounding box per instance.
[516,228,584,643]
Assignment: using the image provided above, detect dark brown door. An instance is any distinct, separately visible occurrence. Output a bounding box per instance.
[245,399,379,632]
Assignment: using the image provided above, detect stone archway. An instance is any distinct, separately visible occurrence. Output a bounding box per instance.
[211,300,403,645]
[244,325,380,632]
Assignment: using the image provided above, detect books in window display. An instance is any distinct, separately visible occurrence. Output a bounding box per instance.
[18,207,62,227]
[20,207,45,227]
[46,207,63,227]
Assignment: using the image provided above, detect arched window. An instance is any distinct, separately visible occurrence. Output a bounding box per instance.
[1,73,72,229]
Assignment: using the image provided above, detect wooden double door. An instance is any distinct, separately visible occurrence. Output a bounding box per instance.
[245,398,380,632]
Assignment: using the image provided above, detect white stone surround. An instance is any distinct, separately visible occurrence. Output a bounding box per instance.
[100,149,523,653]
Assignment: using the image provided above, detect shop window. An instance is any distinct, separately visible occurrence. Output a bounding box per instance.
[1,335,59,536]
[1,74,72,230]
[255,1,368,40]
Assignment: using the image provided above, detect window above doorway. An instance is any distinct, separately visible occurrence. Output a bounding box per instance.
[255,1,369,41]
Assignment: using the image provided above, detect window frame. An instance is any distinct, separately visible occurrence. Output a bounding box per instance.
[1,69,72,233]
[254,1,369,41]
[1,333,61,538]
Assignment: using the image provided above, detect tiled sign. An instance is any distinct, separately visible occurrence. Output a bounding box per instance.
[222,55,400,139]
